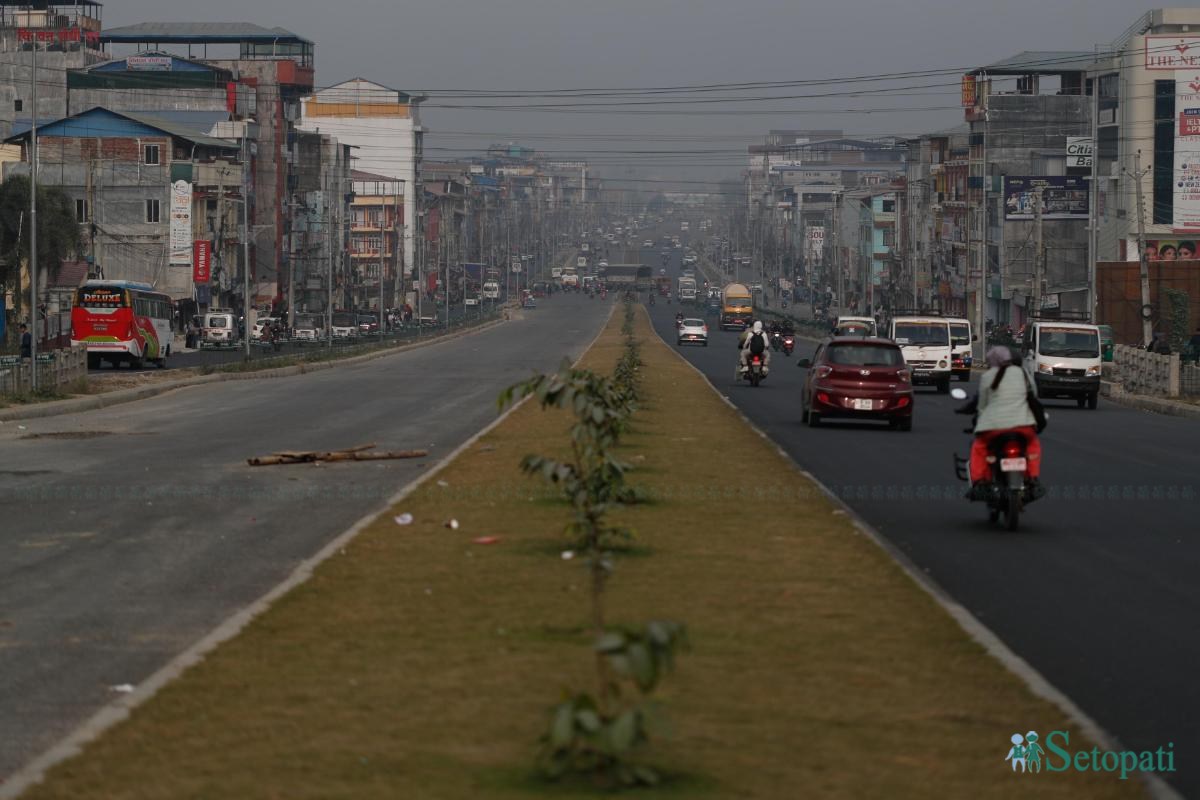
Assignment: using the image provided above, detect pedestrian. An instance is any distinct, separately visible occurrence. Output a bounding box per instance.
[1150,332,1172,355]
[1188,327,1200,362]
[19,323,32,359]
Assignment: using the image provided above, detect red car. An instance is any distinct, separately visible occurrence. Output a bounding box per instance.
[798,337,914,431]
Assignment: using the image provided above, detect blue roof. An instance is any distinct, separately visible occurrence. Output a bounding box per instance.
[5,107,237,150]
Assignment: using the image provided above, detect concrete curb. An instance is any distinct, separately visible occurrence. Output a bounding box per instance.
[0,304,614,800]
[642,307,1183,800]
[0,318,506,423]
[1100,380,1200,420]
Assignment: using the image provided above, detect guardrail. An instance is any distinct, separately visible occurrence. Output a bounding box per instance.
[0,345,88,396]
[1112,344,1180,397]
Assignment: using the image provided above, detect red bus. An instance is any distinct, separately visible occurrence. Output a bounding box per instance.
[72,280,174,369]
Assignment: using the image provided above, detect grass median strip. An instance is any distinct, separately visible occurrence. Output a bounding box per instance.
[20,306,1141,799]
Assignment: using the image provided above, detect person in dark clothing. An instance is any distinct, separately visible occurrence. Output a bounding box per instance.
[1150,332,1172,355]
[19,324,32,359]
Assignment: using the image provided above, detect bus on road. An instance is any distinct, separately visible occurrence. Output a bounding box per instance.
[71,280,173,369]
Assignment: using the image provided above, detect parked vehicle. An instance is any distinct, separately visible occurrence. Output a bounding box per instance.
[798,338,914,430]
[293,313,322,343]
[200,309,239,351]
[358,314,380,334]
[331,311,359,338]
[72,280,174,369]
[889,315,953,393]
[1021,319,1102,409]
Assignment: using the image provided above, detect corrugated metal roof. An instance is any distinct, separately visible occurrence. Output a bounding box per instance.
[5,107,238,150]
[101,22,311,45]
[973,51,1102,75]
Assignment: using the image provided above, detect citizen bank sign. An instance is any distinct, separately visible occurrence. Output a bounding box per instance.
[1066,137,1093,168]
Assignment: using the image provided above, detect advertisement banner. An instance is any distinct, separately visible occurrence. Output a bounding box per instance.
[193,240,211,283]
[1174,70,1200,232]
[169,180,193,265]
[1003,177,1089,220]
[806,226,826,262]
[961,75,977,107]
[1065,137,1093,168]
[1137,240,1200,261]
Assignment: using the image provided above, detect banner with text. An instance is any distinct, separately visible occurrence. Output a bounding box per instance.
[1003,176,1089,220]
[1175,70,1200,232]
[169,180,193,265]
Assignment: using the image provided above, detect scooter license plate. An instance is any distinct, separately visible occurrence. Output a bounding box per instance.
[1000,457,1027,472]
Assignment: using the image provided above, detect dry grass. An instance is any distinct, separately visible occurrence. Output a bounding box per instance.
[21,307,1142,799]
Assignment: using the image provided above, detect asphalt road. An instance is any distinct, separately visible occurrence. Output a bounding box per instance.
[644,245,1200,795]
[0,292,609,781]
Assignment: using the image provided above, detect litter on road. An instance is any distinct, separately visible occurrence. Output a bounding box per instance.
[247,443,429,466]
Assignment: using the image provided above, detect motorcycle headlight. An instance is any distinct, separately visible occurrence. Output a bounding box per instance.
[1037,363,1054,374]
[1086,365,1101,376]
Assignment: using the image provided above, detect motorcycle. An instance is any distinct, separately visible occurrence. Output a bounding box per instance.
[951,388,1044,531]
[781,334,795,356]
[649,294,656,306]
[675,313,684,329]
[770,331,782,351]
[743,353,767,387]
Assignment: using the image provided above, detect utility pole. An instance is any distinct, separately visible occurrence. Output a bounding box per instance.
[832,190,842,316]
[242,132,252,361]
[326,168,334,348]
[29,38,39,390]
[1128,152,1152,347]
[1087,66,1100,322]
[1033,185,1044,315]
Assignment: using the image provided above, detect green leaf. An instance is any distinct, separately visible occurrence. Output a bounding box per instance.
[549,702,575,748]
[594,632,626,652]
[628,642,656,691]
[575,708,601,733]
[608,709,638,753]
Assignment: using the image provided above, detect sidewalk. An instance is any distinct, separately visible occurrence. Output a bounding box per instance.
[8,306,1143,800]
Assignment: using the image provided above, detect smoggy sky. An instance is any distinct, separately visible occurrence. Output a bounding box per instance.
[103,0,1165,187]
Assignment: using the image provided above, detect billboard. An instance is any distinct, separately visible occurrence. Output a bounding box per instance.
[1145,36,1200,70]
[1132,240,1200,261]
[193,240,211,283]
[961,75,977,107]
[1003,177,1089,220]
[1175,70,1200,232]
[169,180,192,266]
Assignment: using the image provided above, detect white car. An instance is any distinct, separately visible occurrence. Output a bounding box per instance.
[677,318,708,347]
[643,240,654,248]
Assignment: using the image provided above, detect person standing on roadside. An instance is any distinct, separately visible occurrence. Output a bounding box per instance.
[19,323,32,360]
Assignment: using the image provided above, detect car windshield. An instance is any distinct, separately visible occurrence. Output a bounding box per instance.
[835,323,874,337]
[1039,328,1100,358]
[950,324,971,346]
[207,316,229,327]
[893,322,949,346]
[826,344,904,367]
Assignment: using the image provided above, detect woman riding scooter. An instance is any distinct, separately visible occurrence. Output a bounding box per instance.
[964,346,1043,498]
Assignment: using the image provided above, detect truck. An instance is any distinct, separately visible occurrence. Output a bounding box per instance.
[561,266,579,289]
[677,276,697,304]
[720,283,753,330]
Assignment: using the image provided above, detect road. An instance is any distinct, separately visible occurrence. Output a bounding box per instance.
[0,293,609,781]
[643,241,1200,796]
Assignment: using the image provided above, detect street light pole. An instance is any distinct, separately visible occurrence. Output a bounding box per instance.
[242,131,251,361]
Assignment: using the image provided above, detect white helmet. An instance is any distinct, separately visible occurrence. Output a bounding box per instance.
[751,321,764,334]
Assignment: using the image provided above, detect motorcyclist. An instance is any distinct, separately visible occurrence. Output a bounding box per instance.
[738,320,771,377]
[963,346,1043,497]
[675,311,684,327]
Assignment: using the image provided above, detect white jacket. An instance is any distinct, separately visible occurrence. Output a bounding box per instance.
[975,365,1036,433]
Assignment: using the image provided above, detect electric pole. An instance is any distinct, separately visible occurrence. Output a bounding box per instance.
[29,39,39,390]
[1033,185,1044,315]
[1127,152,1153,347]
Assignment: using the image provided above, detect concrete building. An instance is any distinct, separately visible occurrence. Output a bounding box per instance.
[4,106,241,305]
[349,170,404,312]
[0,0,106,139]
[300,79,425,296]
[101,22,317,310]
[290,132,352,316]
[66,50,235,119]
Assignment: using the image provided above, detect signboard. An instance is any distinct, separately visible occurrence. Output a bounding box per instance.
[510,259,522,274]
[16,28,100,45]
[127,55,172,71]
[1065,137,1093,168]
[193,240,212,283]
[806,226,826,262]
[961,74,977,107]
[35,353,55,363]
[1175,71,1200,232]
[1137,240,1200,261]
[1003,177,1089,220]
[169,181,193,266]
[1145,36,1200,70]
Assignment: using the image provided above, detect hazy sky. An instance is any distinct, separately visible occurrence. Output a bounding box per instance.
[104,0,1165,183]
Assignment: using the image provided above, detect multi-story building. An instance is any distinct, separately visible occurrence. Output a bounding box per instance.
[291,132,352,315]
[3,106,241,313]
[0,0,106,139]
[349,170,404,312]
[300,79,425,299]
[101,22,317,310]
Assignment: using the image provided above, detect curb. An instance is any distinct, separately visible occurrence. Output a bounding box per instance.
[0,318,506,423]
[1100,380,1200,420]
[0,304,614,800]
[642,306,1183,800]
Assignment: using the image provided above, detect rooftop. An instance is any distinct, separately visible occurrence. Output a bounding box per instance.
[970,50,1104,76]
[101,21,311,46]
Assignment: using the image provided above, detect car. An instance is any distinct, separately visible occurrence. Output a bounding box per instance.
[677,318,708,347]
[798,338,914,430]
[250,317,277,340]
[643,240,654,248]
[357,315,380,334]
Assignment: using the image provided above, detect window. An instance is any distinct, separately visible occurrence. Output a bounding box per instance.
[143,144,160,165]
[75,198,88,222]
[146,198,161,223]
[881,199,896,213]
[1154,79,1174,225]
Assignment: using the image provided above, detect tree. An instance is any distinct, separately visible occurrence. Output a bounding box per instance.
[0,175,81,316]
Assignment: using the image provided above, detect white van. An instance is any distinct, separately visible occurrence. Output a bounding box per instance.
[946,317,975,382]
[201,309,238,349]
[833,316,877,337]
[889,315,953,392]
[1021,320,1102,409]
[482,281,500,300]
